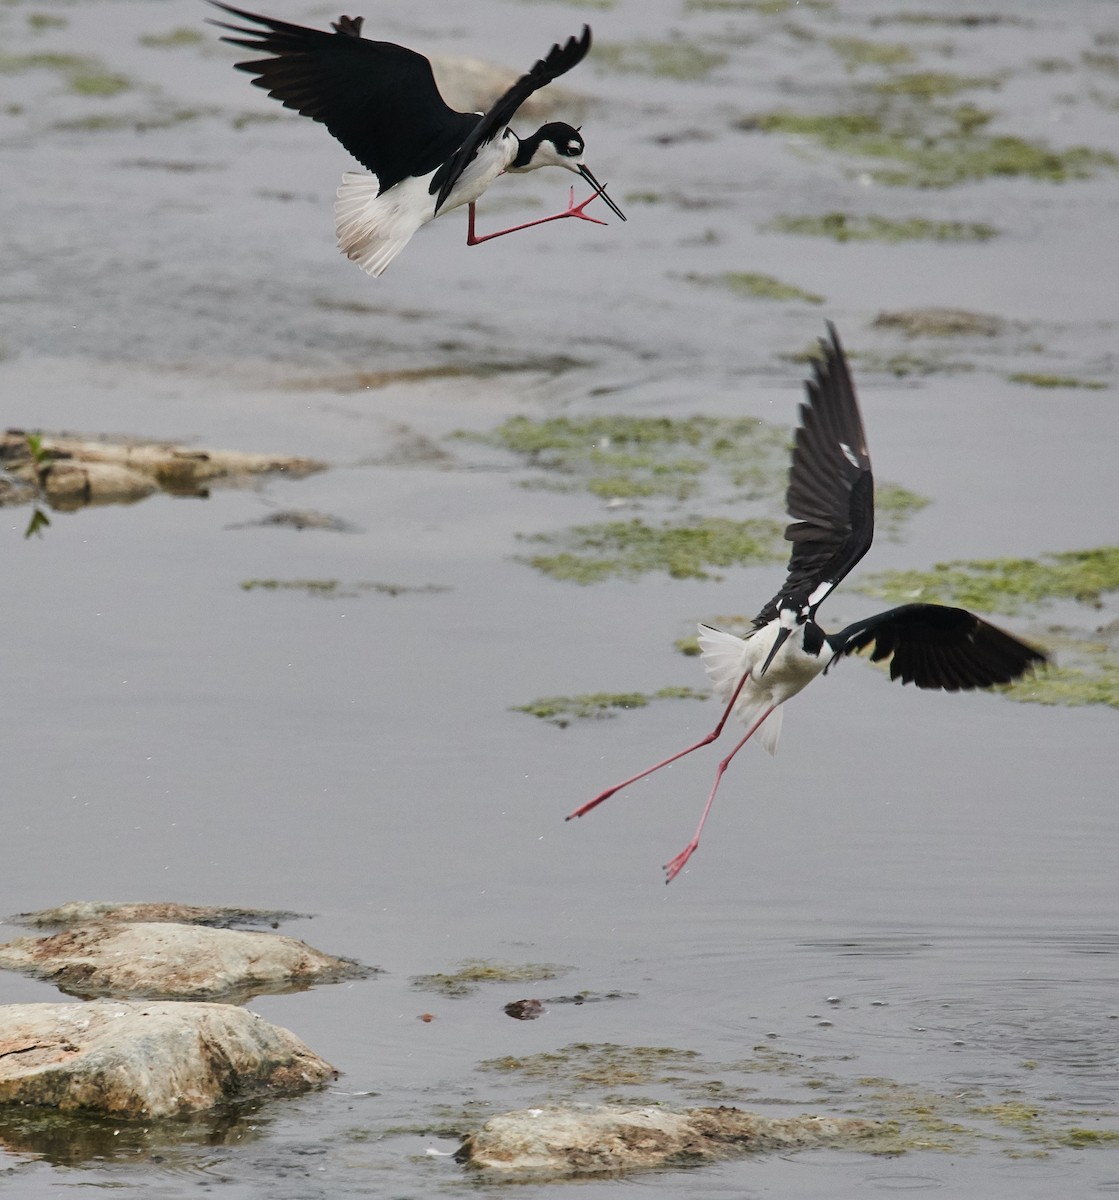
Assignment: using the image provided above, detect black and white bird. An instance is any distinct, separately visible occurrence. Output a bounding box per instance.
[568,325,1047,883]
[208,3,626,276]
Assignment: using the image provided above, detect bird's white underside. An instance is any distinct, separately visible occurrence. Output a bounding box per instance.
[334,138,516,277]
[698,622,831,755]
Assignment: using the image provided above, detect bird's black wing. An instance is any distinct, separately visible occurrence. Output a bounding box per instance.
[432,26,591,211]
[208,2,477,192]
[830,604,1047,690]
[754,323,874,628]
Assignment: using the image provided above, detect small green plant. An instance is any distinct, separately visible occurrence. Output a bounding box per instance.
[22,433,52,540]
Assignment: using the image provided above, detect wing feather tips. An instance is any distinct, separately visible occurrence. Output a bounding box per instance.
[836,604,1047,691]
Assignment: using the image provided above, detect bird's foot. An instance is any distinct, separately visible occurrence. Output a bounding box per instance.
[663,841,698,884]
[558,185,609,226]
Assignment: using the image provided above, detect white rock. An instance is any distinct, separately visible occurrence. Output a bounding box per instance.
[0,922,371,1002]
[0,1000,336,1118]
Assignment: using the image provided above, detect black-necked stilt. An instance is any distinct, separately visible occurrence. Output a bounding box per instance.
[568,324,1047,883]
[208,3,626,276]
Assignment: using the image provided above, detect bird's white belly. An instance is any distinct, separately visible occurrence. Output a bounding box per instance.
[438,137,517,214]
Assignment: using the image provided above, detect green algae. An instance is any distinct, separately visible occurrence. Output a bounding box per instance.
[479,1043,702,1089]
[871,71,1002,98]
[27,13,66,29]
[455,414,791,507]
[874,482,932,537]
[849,351,975,376]
[1057,1128,1119,1146]
[767,211,997,243]
[0,54,134,97]
[139,28,205,48]
[874,307,1002,337]
[1004,626,1119,709]
[686,271,825,304]
[743,106,1117,187]
[512,686,708,727]
[240,579,450,598]
[412,960,570,999]
[594,39,727,81]
[829,37,913,71]
[1008,372,1107,389]
[520,516,787,583]
[859,547,1119,615]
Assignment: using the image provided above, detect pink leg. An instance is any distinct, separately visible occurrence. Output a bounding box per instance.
[466,188,608,246]
[566,672,751,822]
[662,703,776,883]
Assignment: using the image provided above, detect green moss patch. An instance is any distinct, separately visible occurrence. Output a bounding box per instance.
[766,212,997,243]
[859,547,1119,614]
[240,579,450,598]
[741,104,1117,187]
[1005,626,1119,709]
[478,1042,702,1089]
[0,54,133,97]
[594,39,728,81]
[870,71,1002,98]
[139,28,205,48]
[874,307,1003,337]
[512,687,708,727]
[412,960,570,999]
[829,37,914,71]
[455,414,792,506]
[1008,372,1107,389]
[685,271,825,304]
[520,516,787,583]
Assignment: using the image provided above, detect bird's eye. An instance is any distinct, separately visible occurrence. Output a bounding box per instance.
[566,140,581,155]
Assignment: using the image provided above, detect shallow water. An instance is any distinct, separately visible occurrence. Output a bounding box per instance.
[1,0,1117,1194]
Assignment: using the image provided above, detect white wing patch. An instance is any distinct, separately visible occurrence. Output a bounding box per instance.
[807,580,833,608]
[839,442,860,469]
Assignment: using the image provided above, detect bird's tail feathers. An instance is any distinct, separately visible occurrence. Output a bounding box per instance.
[698,624,783,755]
[335,171,421,277]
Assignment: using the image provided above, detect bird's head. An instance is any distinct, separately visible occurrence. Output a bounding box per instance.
[510,122,626,221]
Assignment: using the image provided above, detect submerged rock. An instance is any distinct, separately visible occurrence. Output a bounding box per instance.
[0,429,325,510]
[0,1001,336,1118]
[0,922,373,1002]
[459,1104,882,1179]
[10,901,310,930]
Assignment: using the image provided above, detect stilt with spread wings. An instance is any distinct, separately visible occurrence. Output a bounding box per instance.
[567,325,1046,882]
[208,3,625,275]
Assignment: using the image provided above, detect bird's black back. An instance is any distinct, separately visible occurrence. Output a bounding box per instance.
[754,324,874,628]
[209,2,477,192]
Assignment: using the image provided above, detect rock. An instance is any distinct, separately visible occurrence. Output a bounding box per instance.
[0,429,325,511]
[10,901,311,930]
[458,1104,883,1179]
[0,1001,336,1118]
[873,308,1004,337]
[0,922,374,1002]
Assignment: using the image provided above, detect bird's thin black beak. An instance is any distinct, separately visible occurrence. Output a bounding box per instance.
[759,625,792,677]
[578,166,626,222]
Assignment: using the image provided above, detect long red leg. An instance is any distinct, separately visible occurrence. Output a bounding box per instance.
[466,188,608,246]
[566,671,751,822]
[662,703,776,884]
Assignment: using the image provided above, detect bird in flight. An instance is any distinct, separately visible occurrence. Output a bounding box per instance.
[568,325,1047,883]
[208,3,626,276]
